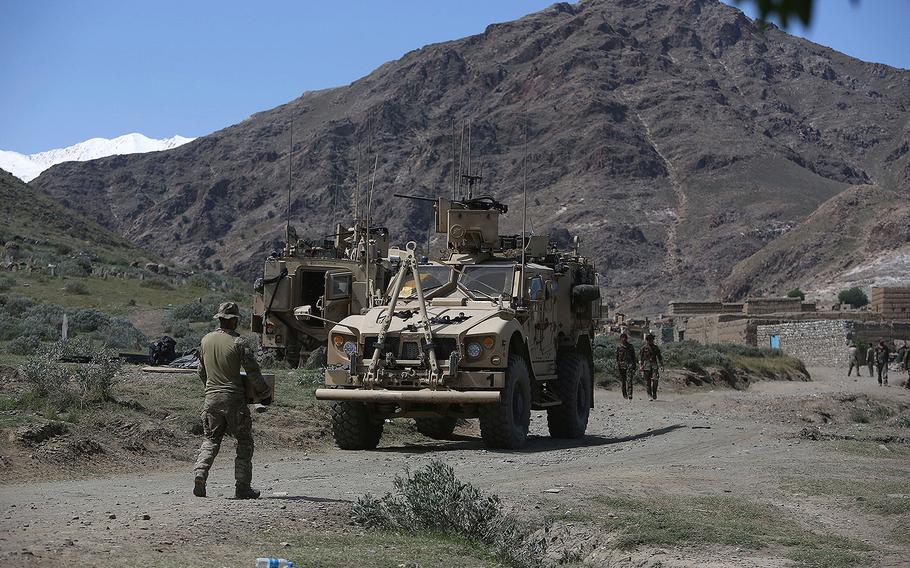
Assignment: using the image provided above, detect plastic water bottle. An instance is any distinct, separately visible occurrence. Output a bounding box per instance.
[256,558,294,568]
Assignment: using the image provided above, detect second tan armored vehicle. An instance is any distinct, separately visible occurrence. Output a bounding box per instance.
[308,196,601,449]
[252,222,392,367]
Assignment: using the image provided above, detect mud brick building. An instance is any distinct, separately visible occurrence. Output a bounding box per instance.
[871,287,910,320]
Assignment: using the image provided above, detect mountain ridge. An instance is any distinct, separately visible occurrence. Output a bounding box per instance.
[30,0,910,312]
[1,133,195,182]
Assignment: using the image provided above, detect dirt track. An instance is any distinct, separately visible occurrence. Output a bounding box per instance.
[2,367,908,567]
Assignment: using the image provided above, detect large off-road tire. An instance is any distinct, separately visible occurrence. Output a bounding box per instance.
[547,350,592,439]
[479,354,531,449]
[415,417,458,440]
[330,400,383,450]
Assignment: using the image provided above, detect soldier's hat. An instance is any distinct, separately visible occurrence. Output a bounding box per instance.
[214,301,241,320]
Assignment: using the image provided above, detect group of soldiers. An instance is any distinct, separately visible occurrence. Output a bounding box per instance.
[615,332,664,401]
[847,340,910,388]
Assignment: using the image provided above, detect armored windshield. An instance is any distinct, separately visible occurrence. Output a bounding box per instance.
[458,265,515,299]
[398,264,452,297]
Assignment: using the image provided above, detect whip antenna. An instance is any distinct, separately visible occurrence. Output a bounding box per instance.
[365,155,379,306]
[286,122,293,243]
[520,116,529,303]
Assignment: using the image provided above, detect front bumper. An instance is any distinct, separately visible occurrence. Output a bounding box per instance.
[315,388,500,404]
[325,367,506,389]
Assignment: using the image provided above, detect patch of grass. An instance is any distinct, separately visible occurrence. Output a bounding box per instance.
[849,405,892,424]
[63,281,90,295]
[783,478,910,516]
[140,530,505,568]
[558,493,870,567]
[824,439,910,460]
[734,355,808,379]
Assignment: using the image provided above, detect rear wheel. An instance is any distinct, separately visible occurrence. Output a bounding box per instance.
[547,351,592,438]
[415,417,458,440]
[331,401,383,450]
[479,354,531,449]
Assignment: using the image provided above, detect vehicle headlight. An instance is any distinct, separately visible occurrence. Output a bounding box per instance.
[332,333,357,359]
[343,341,357,357]
[466,341,483,360]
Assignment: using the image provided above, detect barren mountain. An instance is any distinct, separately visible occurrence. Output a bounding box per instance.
[30,0,910,313]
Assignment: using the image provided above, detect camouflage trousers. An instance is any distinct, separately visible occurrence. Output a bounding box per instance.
[642,369,659,400]
[193,395,254,486]
[617,366,634,399]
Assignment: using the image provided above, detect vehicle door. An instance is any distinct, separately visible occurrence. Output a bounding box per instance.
[526,271,557,375]
[323,270,353,323]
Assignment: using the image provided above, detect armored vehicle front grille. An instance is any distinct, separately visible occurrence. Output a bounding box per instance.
[363,336,400,358]
[400,341,421,360]
[434,338,458,360]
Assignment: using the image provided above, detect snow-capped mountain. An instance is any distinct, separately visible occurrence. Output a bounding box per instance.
[0,133,195,182]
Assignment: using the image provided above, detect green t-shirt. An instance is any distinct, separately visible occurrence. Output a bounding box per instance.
[198,328,267,401]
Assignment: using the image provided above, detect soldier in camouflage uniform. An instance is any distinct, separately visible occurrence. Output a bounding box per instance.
[193,302,272,499]
[616,333,637,400]
[639,333,664,401]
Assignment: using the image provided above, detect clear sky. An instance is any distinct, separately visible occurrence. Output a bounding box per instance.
[1,0,907,154]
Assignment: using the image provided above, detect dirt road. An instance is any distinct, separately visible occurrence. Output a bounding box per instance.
[2,367,908,567]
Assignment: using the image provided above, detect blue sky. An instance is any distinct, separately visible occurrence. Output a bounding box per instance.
[1,0,907,154]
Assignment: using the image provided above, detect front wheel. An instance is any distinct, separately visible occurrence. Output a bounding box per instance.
[330,401,383,450]
[547,351,592,439]
[479,354,531,449]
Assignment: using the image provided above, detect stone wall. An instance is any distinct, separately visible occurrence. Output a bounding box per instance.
[756,320,852,367]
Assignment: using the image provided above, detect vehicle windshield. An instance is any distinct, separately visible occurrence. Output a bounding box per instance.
[397,265,452,297]
[458,265,515,299]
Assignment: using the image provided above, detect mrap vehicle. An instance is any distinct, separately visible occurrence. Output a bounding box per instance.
[306,195,601,449]
[252,222,392,367]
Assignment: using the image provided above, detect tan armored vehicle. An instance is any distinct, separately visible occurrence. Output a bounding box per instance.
[252,222,392,367]
[307,196,601,449]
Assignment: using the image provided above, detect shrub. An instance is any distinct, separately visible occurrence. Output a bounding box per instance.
[3,294,35,317]
[0,313,23,340]
[838,287,869,308]
[63,281,90,295]
[352,461,544,568]
[164,317,193,338]
[175,330,206,354]
[20,338,122,410]
[5,335,41,355]
[58,258,92,277]
[101,317,147,350]
[20,302,65,340]
[140,276,174,290]
[0,276,14,292]
[71,308,110,332]
[787,288,805,301]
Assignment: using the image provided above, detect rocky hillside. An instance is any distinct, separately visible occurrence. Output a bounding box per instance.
[1,168,148,263]
[30,0,910,312]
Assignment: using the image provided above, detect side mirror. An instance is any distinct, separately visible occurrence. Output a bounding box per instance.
[294,305,313,321]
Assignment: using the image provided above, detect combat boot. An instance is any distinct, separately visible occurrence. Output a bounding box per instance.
[235,484,261,500]
[193,477,206,498]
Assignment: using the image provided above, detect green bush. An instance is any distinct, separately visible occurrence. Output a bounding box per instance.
[175,330,206,354]
[787,288,805,301]
[140,276,175,290]
[21,338,122,410]
[20,302,65,340]
[71,308,110,332]
[63,281,90,295]
[838,287,869,308]
[58,258,92,277]
[101,317,147,350]
[5,335,41,355]
[0,276,14,292]
[352,461,544,568]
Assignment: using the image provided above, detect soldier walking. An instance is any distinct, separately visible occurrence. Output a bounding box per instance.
[865,344,876,378]
[847,344,863,377]
[875,339,891,387]
[193,302,272,499]
[639,333,664,401]
[616,333,637,400]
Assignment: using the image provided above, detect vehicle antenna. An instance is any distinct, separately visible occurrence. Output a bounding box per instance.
[452,118,457,201]
[458,121,466,200]
[467,120,472,187]
[286,122,293,243]
[330,183,338,235]
[354,143,362,221]
[365,154,379,306]
[520,116,529,304]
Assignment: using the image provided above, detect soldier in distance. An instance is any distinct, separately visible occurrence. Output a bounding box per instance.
[865,344,876,378]
[847,343,863,377]
[874,339,890,387]
[193,302,272,499]
[616,332,637,400]
[639,333,664,401]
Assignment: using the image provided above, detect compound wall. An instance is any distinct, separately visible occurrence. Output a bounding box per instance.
[756,320,851,367]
